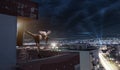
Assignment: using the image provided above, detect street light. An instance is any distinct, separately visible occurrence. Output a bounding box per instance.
[51,42,58,49]
[51,42,57,47]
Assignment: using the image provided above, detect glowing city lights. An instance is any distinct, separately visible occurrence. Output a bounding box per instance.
[50,42,58,49]
[51,42,57,47]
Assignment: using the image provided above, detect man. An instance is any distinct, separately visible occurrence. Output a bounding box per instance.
[25,30,51,51]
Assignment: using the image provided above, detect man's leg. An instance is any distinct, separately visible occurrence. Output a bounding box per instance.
[36,43,40,52]
[36,43,41,58]
[25,31,35,38]
[45,37,49,45]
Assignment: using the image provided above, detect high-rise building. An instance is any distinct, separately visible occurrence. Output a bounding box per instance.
[0,0,38,70]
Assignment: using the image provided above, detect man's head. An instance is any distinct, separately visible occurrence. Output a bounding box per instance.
[39,30,51,43]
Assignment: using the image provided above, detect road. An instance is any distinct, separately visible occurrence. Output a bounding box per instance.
[99,52,119,70]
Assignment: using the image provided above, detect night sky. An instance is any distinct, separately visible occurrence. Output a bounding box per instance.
[31,0,120,39]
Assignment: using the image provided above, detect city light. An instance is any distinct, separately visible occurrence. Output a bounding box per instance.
[51,42,58,49]
[99,52,119,70]
[116,61,119,64]
[118,64,120,67]
[51,42,57,47]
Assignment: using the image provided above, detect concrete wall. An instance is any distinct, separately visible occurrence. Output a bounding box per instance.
[0,14,17,70]
[79,51,91,70]
[74,64,80,70]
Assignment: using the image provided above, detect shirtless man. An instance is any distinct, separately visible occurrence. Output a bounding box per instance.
[25,30,51,52]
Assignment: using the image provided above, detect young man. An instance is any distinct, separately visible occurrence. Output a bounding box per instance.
[25,30,51,52]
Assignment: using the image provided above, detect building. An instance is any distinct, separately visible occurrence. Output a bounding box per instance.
[0,0,38,19]
[0,0,38,70]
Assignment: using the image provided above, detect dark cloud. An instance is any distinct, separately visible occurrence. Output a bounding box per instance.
[32,0,120,38]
